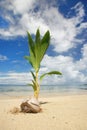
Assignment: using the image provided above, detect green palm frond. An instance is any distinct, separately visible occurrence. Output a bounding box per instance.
[40,71,62,81]
[35,29,40,44]
[30,71,36,81]
[26,32,36,69]
[24,29,50,72]
[27,80,37,92]
[27,32,35,56]
[40,31,50,63]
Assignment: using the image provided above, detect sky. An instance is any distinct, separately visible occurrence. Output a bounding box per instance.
[0,0,87,85]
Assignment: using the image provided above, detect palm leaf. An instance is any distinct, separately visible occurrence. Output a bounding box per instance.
[34,30,50,71]
[24,56,36,70]
[30,71,36,81]
[27,83,34,87]
[25,32,39,71]
[39,31,50,63]
[27,83,35,91]
[35,29,40,44]
[25,29,50,72]
[27,81,37,92]
[40,71,62,80]
[27,32,35,56]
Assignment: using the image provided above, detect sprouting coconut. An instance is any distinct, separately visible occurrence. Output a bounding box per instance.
[20,29,62,113]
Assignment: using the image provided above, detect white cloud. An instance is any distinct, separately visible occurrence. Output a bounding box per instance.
[12,0,36,15]
[71,2,85,19]
[0,1,86,53]
[11,60,19,63]
[0,54,8,61]
[40,43,87,85]
[0,72,32,85]
[75,44,87,71]
[45,2,85,53]
[0,50,87,85]
[41,54,87,84]
[82,44,87,58]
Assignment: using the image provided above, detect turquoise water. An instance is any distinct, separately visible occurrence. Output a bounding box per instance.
[0,84,87,97]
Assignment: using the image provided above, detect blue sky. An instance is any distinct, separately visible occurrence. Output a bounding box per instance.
[0,0,87,85]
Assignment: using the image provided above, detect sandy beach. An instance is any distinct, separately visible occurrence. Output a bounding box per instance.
[0,94,87,130]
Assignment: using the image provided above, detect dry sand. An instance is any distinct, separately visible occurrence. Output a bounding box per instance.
[0,94,87,130]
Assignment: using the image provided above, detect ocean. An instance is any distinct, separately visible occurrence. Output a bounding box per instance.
[0,84,87,98]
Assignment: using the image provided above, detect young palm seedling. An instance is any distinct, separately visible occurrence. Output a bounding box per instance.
[20,29,62,113]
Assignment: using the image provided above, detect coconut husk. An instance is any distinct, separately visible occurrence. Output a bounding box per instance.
[20,98,41,113]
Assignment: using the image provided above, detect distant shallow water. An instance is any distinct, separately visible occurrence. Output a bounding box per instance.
[0,84,87,98]
[80,87,87,90]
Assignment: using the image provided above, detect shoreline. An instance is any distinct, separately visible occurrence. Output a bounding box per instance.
[0,89,87,99]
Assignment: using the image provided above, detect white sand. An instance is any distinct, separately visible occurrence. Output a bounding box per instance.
[0,94,87,130]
